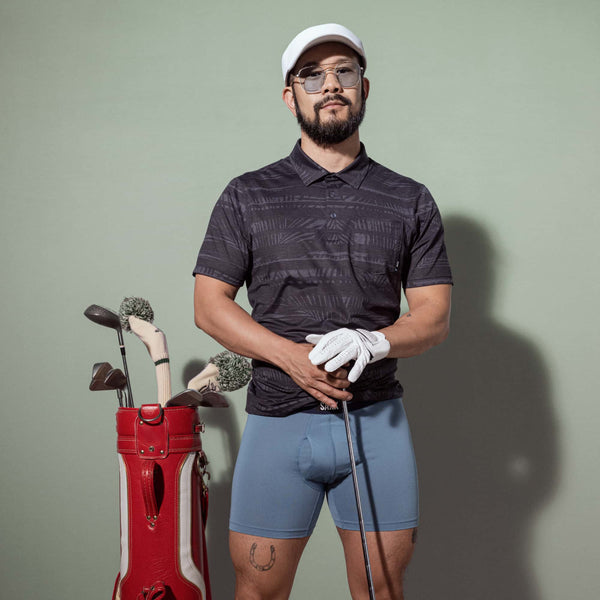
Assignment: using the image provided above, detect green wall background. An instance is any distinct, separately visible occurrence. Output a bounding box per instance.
[1,1,598,598]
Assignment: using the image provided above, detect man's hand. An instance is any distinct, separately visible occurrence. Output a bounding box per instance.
[282,343,352,409]
[306,328,390,383]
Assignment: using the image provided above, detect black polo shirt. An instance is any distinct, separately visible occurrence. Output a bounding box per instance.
[194,141,453,416]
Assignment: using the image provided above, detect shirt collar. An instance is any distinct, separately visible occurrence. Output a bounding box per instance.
[289,140,371,189]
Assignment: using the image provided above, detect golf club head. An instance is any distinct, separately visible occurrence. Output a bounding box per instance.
[199,390,229,408]
[104,368,127,389]
[84,303,133,406]
[90,379,113,391]
[92,361,112,380]
[84,304,122,331]
[165,389,229,408]
[89,362,113,391]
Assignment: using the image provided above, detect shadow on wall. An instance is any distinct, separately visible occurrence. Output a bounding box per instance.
[402,215,559,600]
[181,360,240,600]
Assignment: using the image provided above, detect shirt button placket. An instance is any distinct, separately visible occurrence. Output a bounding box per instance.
[326,175,334,199]
[326,176,339,219]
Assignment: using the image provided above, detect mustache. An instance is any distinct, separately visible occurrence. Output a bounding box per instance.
[314,94,351,111]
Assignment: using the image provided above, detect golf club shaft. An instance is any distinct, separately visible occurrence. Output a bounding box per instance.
[116,329,134,407]
[342,400,376,600]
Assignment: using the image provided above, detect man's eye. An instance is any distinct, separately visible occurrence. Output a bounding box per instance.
[304,69,323,80]
[337,66,356,75]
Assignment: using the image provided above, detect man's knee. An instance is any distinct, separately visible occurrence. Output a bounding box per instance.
[339,527,417,600]
[374,527,417,600]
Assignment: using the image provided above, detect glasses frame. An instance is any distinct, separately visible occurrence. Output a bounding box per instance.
[291,61,364,94]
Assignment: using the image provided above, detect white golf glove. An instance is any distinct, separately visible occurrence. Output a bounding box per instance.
[306,328,390,383]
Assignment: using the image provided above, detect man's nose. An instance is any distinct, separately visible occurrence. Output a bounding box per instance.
[322,70,341,93]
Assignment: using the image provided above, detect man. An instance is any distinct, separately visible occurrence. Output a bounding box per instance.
[193,23,452,600]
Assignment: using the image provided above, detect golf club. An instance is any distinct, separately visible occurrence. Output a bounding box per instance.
[187,363,219,394]
[120,297,171,406]
[165,389,228,408]
[342,399,376,600]
[84,304,134,407]
[105,367,127,388]
[89,362,113,390]
[128,315,171,405]
[187,350,252,394]
[89,363,126,407]
[105,368,127,407]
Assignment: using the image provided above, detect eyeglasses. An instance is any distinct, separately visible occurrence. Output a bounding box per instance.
[291,61,363,94]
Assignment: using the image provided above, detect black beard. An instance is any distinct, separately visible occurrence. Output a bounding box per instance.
[293,88,366,147]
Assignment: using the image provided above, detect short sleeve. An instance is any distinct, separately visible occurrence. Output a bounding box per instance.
[193,181,251,287]
[404,186,453,288]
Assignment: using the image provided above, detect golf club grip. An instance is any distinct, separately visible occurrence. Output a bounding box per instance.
[342,400,376,600]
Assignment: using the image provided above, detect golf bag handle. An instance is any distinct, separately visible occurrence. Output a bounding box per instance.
[141,462,159,527]
[137,458,210,532]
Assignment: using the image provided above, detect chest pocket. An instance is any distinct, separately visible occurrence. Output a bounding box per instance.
[350,220,404,279]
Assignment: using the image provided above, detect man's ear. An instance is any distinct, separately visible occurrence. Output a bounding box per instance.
[282,86,297,117]
[362,76,370,100]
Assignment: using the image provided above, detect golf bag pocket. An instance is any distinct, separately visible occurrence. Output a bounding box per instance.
[114,405,211,600]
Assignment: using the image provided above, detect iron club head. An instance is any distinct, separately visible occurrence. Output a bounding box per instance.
[104,368,127,389]
[89,362,114,391]
[92,361,112,380]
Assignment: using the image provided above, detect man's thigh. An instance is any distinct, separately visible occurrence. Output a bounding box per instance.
[337,527,417,600]
[230,413,325,538]
[327,398,419,532]
[229,414,322,598]
[230,531,310,600]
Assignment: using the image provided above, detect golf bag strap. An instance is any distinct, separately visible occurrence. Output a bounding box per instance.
[118,434,201,456]
[141,462,159,526]
[136,581,167,599]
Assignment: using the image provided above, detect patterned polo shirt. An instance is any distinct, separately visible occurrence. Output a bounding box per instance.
[194,141,453,416]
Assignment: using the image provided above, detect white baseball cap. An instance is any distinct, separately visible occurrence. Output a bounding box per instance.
[281,23,366,84]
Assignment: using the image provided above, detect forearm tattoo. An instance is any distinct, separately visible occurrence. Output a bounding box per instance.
[249,542,276,571]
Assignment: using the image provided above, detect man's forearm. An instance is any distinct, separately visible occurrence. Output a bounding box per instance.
[194,291,294,369]
[379,285,452,358]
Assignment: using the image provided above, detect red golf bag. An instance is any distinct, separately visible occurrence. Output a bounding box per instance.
[112,404,212,600]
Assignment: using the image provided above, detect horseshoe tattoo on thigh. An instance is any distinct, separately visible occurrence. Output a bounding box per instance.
[249,543,276,571]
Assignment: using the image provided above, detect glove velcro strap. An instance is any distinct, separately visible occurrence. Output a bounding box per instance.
[356,329,390,362]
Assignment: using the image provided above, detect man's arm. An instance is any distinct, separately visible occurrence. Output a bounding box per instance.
[306,284,452,381]
[379,283,452,358]
[193,274,351,408]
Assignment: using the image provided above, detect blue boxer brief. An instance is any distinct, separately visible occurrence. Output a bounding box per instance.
[229,397,419,539]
